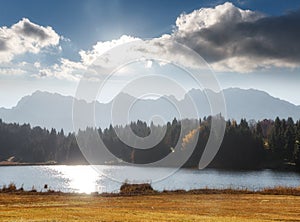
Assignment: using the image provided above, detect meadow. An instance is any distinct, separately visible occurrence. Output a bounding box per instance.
[0,188,299,222]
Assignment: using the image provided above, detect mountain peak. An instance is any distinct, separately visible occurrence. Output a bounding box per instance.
[0,88,299,132]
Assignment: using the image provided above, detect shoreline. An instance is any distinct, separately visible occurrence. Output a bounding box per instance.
[0,162,57,166]
[1,185,300,197]
[0,162,299,173]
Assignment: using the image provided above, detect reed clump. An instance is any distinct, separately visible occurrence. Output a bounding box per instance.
[120,183,155,195]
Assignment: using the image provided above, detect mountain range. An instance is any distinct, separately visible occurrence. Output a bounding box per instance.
[0,88,299,132]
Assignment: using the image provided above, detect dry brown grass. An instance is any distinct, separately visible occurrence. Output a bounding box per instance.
[0,191,299,222]
[261,186,300,196]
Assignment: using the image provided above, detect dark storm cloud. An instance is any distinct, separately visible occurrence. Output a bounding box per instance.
[173,3,300,71]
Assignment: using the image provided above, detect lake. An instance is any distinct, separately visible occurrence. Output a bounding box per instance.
[0,165,299,194]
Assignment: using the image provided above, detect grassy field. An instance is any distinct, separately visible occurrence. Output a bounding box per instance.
[0,191,299,222]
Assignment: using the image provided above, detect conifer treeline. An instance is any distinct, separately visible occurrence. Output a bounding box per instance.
[0,117,299,170]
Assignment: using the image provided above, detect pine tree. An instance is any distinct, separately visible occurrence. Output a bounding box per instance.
[295,121,300,168]
[284,117,296,162]
[269,117,285,161]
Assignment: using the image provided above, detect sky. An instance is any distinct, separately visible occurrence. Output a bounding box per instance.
[1,0,300,107]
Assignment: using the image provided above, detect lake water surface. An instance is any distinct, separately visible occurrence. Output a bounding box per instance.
[0,165,299,194]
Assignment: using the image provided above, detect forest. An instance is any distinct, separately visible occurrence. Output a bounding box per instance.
[0,116,300,170]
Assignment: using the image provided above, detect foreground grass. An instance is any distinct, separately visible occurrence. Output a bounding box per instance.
[0,191,299,222]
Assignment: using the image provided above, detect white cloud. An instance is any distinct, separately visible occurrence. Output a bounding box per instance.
[0,18,83,81]
[60,36,71,42]
[34,62,41,68]
[18,61,28,66]
[175,2,262,34]
[34,58,85,81]
[79,35,141,66]
[0,67,26,76]
[0,18,60,63]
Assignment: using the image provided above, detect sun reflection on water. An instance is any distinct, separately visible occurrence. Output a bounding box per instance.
[54,165,102,194]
